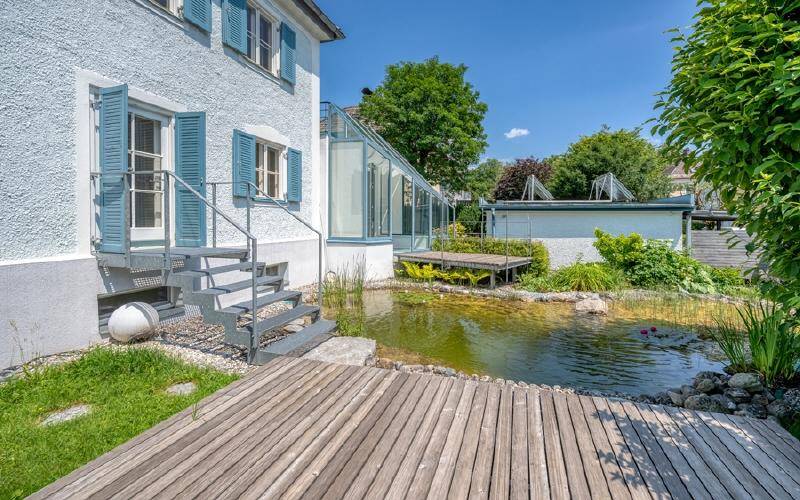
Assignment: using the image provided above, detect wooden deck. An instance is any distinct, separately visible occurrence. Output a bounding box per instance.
[32,357,800,499]
[397,251,532,287]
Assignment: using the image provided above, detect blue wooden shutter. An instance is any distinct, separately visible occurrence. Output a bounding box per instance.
[232,129,256,197]
[99,84,129,253]
[222,0,248,54]
[280,23,296,84]
[183,0,212,32]
[286,148,302,202]
[175,112,207,247]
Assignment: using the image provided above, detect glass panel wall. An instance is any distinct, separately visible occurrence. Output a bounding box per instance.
[413,188,430,250]
[391,168,412,250]
[367,145,390,238]
[330,141,364,238]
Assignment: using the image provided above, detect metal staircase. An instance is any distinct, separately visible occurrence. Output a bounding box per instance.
[92,170,336,365]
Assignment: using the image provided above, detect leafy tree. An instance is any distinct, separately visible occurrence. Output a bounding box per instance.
[547,127,672,201]
[359,57,488,191]
[492,157,553,200]
[455,203,483,233]
[465,159,504,201]
[655,0,800,308]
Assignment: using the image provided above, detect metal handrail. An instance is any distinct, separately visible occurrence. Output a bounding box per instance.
[91,170,261,363]
[207,180,324,307]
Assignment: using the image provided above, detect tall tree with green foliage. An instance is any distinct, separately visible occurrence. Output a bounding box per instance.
[359,57,488,190]
[465,158,504,201]
[655,0,800,309]
[547,127,672,201]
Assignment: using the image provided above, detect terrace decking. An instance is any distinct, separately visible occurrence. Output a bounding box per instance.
[32,357,800,499]
[397,251,532,288]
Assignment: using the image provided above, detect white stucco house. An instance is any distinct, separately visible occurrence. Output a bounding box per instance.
[0,0,452,369]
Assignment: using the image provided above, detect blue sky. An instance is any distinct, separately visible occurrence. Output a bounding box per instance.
[317,0,697,162]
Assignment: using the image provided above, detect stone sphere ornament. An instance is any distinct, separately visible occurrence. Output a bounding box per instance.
[108,302,160,343]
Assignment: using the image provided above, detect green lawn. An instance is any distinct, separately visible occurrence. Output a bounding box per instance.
[0,347,237,499]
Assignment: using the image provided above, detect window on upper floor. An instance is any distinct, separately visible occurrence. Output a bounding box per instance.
[246,3,278,74]
[255,140,285,199]
[150,0,181,17]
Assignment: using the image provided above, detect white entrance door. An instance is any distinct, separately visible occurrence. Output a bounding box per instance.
[128,108,170,244]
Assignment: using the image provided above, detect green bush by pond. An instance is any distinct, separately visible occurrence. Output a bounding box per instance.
[432,235,549,277]
[519,262,626,292]
[0,347,237,499]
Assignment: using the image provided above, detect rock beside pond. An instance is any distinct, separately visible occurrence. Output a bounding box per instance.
[668,391,685,406]
[694,378,715,394]
[574,298,608,315]
[736,403,767,419]
[684,394,728,413]
[767,400,792,419]
[724,387,752,403]
[784,389,800,413]
[728,372,764,393]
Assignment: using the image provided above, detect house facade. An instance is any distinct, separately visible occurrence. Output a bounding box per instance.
[0,0,344,368]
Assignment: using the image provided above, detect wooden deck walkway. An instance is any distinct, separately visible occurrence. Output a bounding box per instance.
[397,251,532,287]
[32,357,800,499]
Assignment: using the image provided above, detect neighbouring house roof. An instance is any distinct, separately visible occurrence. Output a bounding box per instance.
[663,160,694,183]
[480,194,695,212]
[292,0,345,41]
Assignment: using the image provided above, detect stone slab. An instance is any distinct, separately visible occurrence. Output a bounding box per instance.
[302,337,376,366]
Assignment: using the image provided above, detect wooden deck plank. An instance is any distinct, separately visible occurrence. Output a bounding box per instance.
[745,418,800,463]
[636,403,725,500]
[387,379,465,499]
[654,405,751,500]
[396,251,532,271]
[43,357,304,499]
[540,390,570,500]
[487,385,513,500]
[407,382,478,498]
[604,399,676,499]
[160,362,352,498]
[508,387,529,500]
[552,392,592,499]
[122,361,343,498]
[566,394,612,499]
[271,371,406,500]
[664,406,767,499]
[573,395,629,500]
[311,374,424,499]
[468,383,502,499]
[344,376,440,499]
[446,383,490,500]
[364,377,453,499]
[526,389,550,500]
[760,417,800,453]
[728,415,800,478]
[198,364,375,498]
[677,407,788,500]
[711,413,800,497]
[584,397,650,500]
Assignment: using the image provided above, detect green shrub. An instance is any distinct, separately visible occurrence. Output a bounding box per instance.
[518,263,625,292]
[551,263,626,292]
[432,236,549,277]
[593,229,644,271]
[400,262,492,287]
[710,267,745,289]
[455,203,483,234]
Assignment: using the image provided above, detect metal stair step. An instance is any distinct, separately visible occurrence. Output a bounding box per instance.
[272,320,337,357]
[195,275,282,296]
[173,261,264,278]
[221,290,302,316]
[244,304,320,335]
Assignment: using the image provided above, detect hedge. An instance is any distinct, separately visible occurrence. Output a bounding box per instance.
[432,236,549,277]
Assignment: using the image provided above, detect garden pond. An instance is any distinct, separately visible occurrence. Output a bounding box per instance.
[326,289,738,395]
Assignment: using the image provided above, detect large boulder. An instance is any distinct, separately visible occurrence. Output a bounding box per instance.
[668,391,686,406]
[728,373,764,393]
[574,298,608,315]
[684,394,728,413]
[694,378,715,394]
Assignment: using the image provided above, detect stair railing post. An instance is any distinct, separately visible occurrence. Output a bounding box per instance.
[246,183,251,237]
[250,237,258,363]
[318,232,323,308]
[211,183,217,248]
[164,172,171,272]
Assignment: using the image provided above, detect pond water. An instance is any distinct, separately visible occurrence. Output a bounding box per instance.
[330,290,733,395]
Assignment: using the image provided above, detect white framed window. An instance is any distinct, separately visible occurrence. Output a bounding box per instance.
[255,140,285,199]
[246,3,279,73]
[149,0,182,17]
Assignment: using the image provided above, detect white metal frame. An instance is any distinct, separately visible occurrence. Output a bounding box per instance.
[255,139,286,200]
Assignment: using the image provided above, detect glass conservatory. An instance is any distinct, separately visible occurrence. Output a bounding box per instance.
[323,102,452,251]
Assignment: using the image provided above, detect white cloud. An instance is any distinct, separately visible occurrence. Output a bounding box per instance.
[504,127,530,140]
